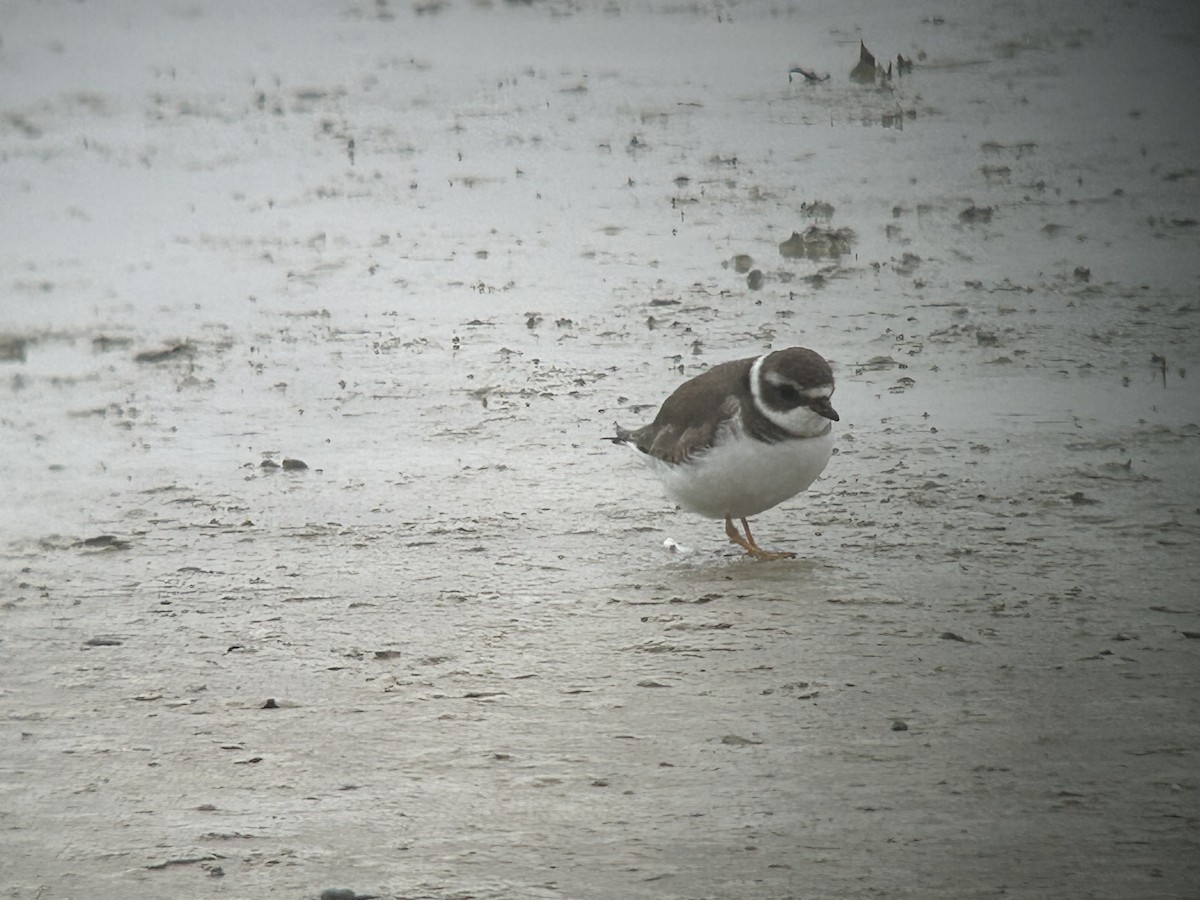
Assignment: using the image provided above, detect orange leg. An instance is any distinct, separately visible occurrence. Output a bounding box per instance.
[724,516,796,560]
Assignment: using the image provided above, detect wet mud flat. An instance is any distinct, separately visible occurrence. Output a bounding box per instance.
[2,1,1199,898]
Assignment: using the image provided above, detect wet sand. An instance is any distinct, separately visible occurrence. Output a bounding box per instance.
[2,1,1199,898]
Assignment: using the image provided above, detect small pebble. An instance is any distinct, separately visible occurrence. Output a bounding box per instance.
[282,457,308,470]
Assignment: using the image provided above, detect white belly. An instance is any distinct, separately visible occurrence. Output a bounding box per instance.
[645,428,834,520]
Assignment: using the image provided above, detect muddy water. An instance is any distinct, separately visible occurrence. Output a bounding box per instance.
[2,1,1199,898]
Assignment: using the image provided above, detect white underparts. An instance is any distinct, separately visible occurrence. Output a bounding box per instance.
[643,421,835,519]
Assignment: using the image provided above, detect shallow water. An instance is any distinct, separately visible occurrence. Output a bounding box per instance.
[2,1,1199,898]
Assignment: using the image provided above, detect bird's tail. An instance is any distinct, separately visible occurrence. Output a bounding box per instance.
[603,425,636,445]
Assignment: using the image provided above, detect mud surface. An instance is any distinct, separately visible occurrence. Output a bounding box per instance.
[2,2,1199,898]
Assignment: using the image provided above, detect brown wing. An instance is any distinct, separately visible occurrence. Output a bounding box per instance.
[630,358,753,464]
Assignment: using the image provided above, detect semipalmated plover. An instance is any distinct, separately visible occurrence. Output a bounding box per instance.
[610,347,838,560]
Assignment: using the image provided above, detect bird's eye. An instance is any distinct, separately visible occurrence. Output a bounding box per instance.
[778,385,800,403]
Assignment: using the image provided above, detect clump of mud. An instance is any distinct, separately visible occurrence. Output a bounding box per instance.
[779,225,856,260]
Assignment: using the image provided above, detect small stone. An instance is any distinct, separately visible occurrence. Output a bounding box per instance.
[281,458,308,470]
[891,719,909,732]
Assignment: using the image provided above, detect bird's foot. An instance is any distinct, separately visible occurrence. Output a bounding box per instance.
[725,516,796,561]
